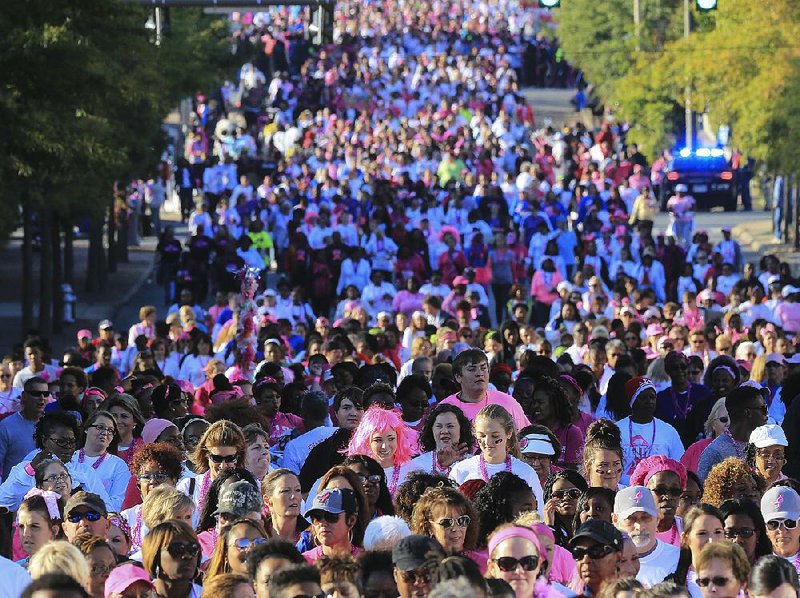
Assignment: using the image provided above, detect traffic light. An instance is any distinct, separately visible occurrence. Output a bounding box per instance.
[696,0,718,11]
[538,0,560,7]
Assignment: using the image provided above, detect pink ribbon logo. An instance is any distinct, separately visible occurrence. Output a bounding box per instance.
[776,494,784,510]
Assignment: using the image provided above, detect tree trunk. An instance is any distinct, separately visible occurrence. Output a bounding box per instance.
[21,196,34,335]
[118,205,129,264]
[38,207,53,337]
[52,212,63,333]
[108,195,117,274]
[86,217,101,293]
[64,218,74,285]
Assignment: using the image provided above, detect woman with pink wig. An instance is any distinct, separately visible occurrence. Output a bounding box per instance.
[346,406,420,496]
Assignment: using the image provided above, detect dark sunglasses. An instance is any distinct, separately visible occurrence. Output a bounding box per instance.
[492,555,539,572]
[208,453,238,464]
[651,486,683,498]
[767,519,798,531]
[311,511,342,524]
[724,527,755,539]
[358,474,382,485]
[67,510,102,523]
[697,576,730,588]
[27,390,51,398]
[572,544,614,560]
[434,515,471,529]
[553,488,582,500]
[166,541,200,559]
[717,416,729,424]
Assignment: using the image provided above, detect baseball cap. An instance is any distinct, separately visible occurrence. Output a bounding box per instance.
[749,424,788,449]
[570,519,623,551]
[98,319,114,330]
[620,306,636,317]
[105,564,155,596]
[785,354,800,365]
[452,276,468,286]
[766,353,786,366]
[722,225,732,233]
[614,485,658,520]
[556,281,574,293]
[761,486,800,522]
[646,324,664,337]
[65,491,107,517]
[520,433,556,456]
[264,289,277,297]
[77,329,92,340]
[213,481,263,517]
[305,487,357,519]
[642,307,661,321]
[392,534,445,571]
[782,285,800,298]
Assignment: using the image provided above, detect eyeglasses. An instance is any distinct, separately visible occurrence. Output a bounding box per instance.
[697,577,731,588]
[572,544,614,560]
[724,527,756,539]
[397,568,432,585]
[231,537,267,552]
[492,555,539,572]
[43,472,70,484]
[311,512,342,524]
[47,437,76,448]
[433,515,471,529]
[208,453,238,464]
[91,563,115,575]
[651,486,683,498]
[88,424,115,436]
[756,450,786,463]
[136,473,169,483]
[27,390,51,398]
[552,488,582,500]
[358,474,382,486]
[0,374,11,379]
[67,510,102,523]
[166,541,200,559]
[767,519,798,531]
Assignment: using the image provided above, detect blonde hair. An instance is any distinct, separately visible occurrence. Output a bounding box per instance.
[704,397,728,437]
[29,540,91,590]
[750,354,767,384]
[139,305,157,321]
[514,511,542,527]
[142,485,196,529]
[475,404,520,458]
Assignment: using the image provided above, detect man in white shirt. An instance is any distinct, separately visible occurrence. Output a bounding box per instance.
[281,390,337,475]
[419,271,450,301]
[361,271,397,320]
[613,485,680,588]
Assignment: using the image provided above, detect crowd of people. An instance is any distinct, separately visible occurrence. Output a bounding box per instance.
[4,1,800,598]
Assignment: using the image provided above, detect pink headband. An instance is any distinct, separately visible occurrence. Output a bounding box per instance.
[714,365,736,379]
[23,488,61,521]
[488,526,543,559]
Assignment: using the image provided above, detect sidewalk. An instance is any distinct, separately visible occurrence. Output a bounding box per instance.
[0,209,185,355]
[732,218,800,265]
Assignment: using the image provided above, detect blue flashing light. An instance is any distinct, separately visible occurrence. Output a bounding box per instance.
[679,148,691,158]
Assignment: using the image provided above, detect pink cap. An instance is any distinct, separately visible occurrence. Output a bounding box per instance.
[105,564,155,596]
[77,329,92,340]
[142,418,177,445]
[452,276,468,286]
[175,379,194,394]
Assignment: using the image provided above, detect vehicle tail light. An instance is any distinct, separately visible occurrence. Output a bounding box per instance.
[720,171,733,180]
[667,172,680,181]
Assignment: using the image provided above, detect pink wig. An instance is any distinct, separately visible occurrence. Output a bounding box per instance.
[345,406,418,466]
[438,225,461,245]
[629,455,687,489]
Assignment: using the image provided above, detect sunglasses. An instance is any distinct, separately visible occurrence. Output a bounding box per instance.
[166,541,200,559]
[231,537,267,552]
[724,527,755,539]
[433,515,471,529]
[27,390,51,398]
[358,474,382,486]
[767,519,798,531]
[67,510,102,523]
[651,486,683,498]
[398,568,432,584]
[311,511,342,524]
[492,555,539,572]
[697,577,731,588]
[208,453,238,464]
[137,473,169,483]
[716,416,729,424]
[572,544,614,561]
[552,488,582,500]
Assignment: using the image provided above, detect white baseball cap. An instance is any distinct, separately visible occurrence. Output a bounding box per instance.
[749,424,788,449]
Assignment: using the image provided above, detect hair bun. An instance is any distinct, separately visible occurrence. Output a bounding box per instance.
[586,418,621,444]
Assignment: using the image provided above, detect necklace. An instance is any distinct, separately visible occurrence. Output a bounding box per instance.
[479,453,512,482]
[671,384,692,419]
[723,428,745,459]
[78,449,108,470]
[198,471,212,509]
[388,464,401,496]
[432,451,449,475]
[132,509,143,548]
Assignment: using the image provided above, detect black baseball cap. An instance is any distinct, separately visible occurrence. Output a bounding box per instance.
[570,519,623,552]
[392,535,445,571]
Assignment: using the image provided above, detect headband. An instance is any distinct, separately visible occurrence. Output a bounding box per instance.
[23,488,61,521]
[629,379,656,408]
[714,365,736,379]
[107,512,132,542]
[488,526,543,559]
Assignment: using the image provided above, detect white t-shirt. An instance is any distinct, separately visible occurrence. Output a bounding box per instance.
[449,455,544,517]
[0,555,31,597]
[617,417,686,485]
[637,540,680,587]
[280,426,338,475]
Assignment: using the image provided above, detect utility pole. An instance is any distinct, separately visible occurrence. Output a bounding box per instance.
[684,0,693,151]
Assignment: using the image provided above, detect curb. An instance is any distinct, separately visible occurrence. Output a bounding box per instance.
[732,223,798,259]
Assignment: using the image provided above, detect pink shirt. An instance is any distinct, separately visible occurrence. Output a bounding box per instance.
[302,545,362,564]
[440,389,531,431]
[681,437,713,474]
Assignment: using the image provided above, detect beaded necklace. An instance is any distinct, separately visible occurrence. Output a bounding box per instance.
[387,464,401,496]
[479,453,512,482]
[78,449,108,470]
